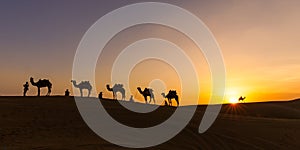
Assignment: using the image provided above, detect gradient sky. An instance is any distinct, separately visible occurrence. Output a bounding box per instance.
[1,0,300,104]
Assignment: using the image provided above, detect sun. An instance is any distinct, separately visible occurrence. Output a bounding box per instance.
[226,89,239,104]
[229,97,238,104]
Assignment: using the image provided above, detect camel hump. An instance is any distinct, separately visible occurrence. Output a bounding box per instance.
[169,90,177,95]
[82,81,90,84]
[115,84,123,88]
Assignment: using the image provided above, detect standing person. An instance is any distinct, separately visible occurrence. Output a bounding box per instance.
[129,95,134,102]
[65,89,70,96]
[23,82,29,96]
[98,92,103,100]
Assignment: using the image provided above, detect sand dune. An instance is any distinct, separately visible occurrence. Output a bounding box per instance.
[0,96,299,149]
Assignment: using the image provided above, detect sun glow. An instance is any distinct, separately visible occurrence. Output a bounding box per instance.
[229,97,239,104]
[226,89,240,104]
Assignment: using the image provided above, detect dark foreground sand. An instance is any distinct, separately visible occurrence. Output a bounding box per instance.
[0,96,299,149]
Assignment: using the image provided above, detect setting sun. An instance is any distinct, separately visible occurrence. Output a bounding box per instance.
[229,97,238,104]
[226,89,240,104]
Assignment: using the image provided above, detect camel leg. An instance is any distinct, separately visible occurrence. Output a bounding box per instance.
[169,99,172,106]
[47,87,51,96]
[144,96,148,104]
[38,87,40,96]
[80,89,83,97]
[122,94,125,100]
[152,96,156,104]
[88,90,91,97]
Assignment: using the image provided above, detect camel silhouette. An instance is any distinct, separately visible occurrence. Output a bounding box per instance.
[238,96,246,102]
[106,84,125,100]
[30,77,52,96]
[71,80,92,97]
[137,87,155,104]
[161,90,179,106]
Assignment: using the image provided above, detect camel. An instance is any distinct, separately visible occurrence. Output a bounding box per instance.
[238,96,246,102]
[71,80,92,97]
[106,84,125,100]
[30,77,52,96]
[137,87,155,104]
[161,90,179,106]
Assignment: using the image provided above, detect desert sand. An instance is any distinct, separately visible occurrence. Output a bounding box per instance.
[0,96,299,149]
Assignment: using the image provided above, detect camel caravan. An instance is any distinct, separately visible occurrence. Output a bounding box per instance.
[23,77,180,107]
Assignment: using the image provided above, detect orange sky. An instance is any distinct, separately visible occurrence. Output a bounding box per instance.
[0,1,300,105]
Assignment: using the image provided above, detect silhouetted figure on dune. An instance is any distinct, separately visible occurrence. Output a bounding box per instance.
[30,77,52,96]
[239,96,246,102]
[137,87,155,104]
[129,95,134,102]
[106,84,125,100]
[161,90,179,106]
[65,89,70,96]
[71,80,92,97]
[98,92,103,100]
[23,81,29,96]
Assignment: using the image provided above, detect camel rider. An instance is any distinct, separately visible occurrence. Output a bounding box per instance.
[23,82,29,96]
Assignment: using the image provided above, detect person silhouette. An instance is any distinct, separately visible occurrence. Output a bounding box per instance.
[23,82,29,96]
[98,92,103,100]
[65,89,70,96]
[129,95,134,102]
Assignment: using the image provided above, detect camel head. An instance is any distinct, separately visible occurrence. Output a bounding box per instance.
[137,87,143,94]
[30,77,37,86]
[71,80,79,88]
[106,84,113,91]
[161,92,166,98]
